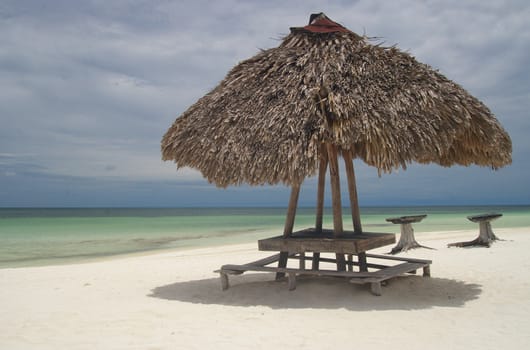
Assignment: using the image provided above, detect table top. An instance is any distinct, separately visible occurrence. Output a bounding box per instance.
[258,228,396,254]
[467,213,502,222]
[386,214,427,224]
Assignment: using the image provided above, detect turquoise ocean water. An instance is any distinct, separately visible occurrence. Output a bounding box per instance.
[1,206,529,268]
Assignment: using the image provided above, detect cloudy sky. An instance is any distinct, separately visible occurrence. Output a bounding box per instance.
[1,0,529,207]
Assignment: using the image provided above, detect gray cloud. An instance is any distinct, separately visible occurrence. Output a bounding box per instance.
[1,0,529,207]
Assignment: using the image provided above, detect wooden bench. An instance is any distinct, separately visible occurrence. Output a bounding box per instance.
[216,253,431,296]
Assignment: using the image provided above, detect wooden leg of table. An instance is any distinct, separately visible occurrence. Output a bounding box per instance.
[276,251,289,280]
[336,254,346,271]
[288,272,297,291]
[220,272,229,291]
[358,252,368,272]
[299,252,306,270]
[312,252,320,270]
[423,265,431,277]
[371,282,382,296]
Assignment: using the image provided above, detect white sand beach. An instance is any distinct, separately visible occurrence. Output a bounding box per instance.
[1,228,529,350]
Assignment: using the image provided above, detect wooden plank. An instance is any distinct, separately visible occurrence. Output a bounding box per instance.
[218,269,244,275]
[260,238,355,254]
[258,233,396,254]
[264,227,393,239]
[354,235,397,252]
[364,253,432,265]
[315,257,391,270]
[220,264,376,278]
[371,262,427,278]
[349,263,430,288]
[220,262,426,284]
[292,254,391,270]
[366,263,392,270]
[343,149,362,234]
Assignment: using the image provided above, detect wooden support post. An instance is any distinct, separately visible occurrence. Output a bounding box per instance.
[326,144,343,235]
[343,149,362,234]
[276,252,289,280]
[283,183,301,238]
[277,183,301,280]
[312,253,320,270]
[313,146,327,271]
[358,252,368,272]
[326,143,346,271]
[315,145,328,234]
[299,253,306,270]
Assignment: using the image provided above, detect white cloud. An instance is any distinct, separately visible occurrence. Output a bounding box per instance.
[0,0,528,206]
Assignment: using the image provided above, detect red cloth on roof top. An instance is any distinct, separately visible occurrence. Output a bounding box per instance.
[302,17,350,33]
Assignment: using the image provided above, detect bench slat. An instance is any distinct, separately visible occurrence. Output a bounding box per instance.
[364,253,432,265]
[371,262,426,278]
[220,262,428,280]
[220,264,375,278]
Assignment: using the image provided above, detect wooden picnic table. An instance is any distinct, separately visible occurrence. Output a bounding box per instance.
[216,228,432,296]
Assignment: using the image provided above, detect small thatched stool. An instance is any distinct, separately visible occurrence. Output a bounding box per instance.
[448,213,503,248]
[386,215,433,254]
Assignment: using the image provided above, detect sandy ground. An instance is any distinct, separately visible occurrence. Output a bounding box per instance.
[1,227,529,350]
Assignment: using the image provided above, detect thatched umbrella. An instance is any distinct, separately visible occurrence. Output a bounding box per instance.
[162,13,511,249]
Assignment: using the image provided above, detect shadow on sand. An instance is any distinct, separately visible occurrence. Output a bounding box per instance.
[149,273,481,311]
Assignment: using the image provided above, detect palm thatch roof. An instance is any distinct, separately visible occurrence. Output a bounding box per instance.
[162,13,511,188]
